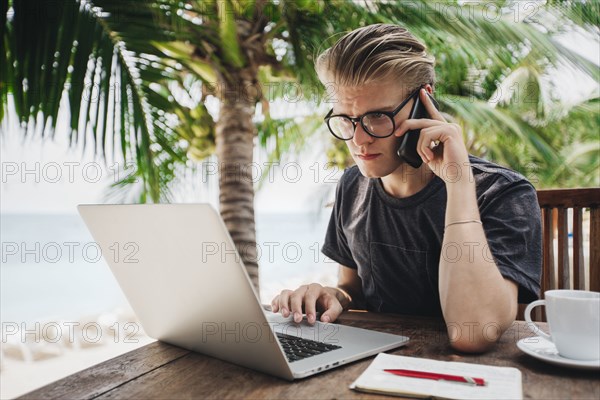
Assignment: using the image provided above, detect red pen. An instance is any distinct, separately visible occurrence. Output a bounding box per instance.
[384,369,486,386]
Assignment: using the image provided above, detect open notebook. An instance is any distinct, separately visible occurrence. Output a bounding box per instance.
[350,353,522,400]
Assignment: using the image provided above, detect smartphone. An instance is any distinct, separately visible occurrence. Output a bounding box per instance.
[396,91,440,169]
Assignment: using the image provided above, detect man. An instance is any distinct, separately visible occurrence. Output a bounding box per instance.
[271,24,541,353]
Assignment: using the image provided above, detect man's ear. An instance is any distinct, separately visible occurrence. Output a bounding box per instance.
[424,84,434,95]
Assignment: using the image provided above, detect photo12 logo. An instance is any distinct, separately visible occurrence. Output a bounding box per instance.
[199,320,340,345]
[1,161,139,185]
[1,241,139,264]
[201,241,336,265]
[2,320,142,346]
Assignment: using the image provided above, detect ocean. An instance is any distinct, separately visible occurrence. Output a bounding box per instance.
[0,212,337,324]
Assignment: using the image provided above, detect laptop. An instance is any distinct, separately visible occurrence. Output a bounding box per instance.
[77,203,409,380]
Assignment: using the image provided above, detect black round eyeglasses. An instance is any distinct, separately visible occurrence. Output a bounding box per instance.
[324,86,423,141]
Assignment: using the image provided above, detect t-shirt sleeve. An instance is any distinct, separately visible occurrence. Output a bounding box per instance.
[480,179,542,304]
[321,173,358,269]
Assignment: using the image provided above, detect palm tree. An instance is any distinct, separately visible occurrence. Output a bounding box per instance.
[2,0,597,289]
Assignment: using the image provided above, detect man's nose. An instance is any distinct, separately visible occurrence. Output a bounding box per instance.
[352,123,374,147]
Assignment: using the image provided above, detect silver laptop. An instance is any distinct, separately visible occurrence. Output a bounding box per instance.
[77,203,409,380]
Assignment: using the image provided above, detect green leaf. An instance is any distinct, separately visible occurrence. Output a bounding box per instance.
[100,41,115,159]
[217,0,245,68]
[150,40,194,60]
[188,60,218,83]
[231,0,255,18]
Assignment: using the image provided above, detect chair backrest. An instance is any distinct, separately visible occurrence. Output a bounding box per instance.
[518,188,600,321]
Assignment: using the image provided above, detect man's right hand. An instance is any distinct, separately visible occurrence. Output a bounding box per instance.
[270,283,347,325]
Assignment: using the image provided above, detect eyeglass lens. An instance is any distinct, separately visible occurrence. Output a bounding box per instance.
[328,112,394,140]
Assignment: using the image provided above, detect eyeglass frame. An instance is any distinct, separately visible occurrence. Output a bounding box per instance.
[324,85,424,141]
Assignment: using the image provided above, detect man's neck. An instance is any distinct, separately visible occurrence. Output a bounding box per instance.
[379,163,435,199]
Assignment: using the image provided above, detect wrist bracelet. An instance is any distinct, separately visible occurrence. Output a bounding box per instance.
[445,219,482,229]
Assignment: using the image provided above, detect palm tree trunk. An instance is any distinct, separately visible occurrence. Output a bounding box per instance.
[215,70,259,290]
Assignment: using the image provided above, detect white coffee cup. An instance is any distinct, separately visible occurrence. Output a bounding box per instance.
[525,290,600,361]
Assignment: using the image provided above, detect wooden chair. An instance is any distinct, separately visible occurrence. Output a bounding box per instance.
[518,188,600,321]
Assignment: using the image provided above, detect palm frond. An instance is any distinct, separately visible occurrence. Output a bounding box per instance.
[546,0,600,28]
[488,64,546,122]
[442,94,561,167]
[3,0,198,202]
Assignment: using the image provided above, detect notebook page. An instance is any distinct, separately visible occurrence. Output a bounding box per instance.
[350,353,522,400]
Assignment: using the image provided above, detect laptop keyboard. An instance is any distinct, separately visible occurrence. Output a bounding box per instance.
[276,332,342,363]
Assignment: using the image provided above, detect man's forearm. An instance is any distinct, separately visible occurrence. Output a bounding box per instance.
[439,168,516,352]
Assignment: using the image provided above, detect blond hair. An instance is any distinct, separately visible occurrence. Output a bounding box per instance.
[316,24,436,91]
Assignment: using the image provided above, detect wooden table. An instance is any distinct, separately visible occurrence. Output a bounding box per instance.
[20,312,599,399]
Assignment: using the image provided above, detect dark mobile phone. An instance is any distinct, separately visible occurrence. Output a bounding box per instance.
[396,91,440,169]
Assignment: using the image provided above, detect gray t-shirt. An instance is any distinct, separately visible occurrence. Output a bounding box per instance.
[321,155,542,316]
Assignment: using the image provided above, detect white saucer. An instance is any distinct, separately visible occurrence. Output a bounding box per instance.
[517,336,600,370]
